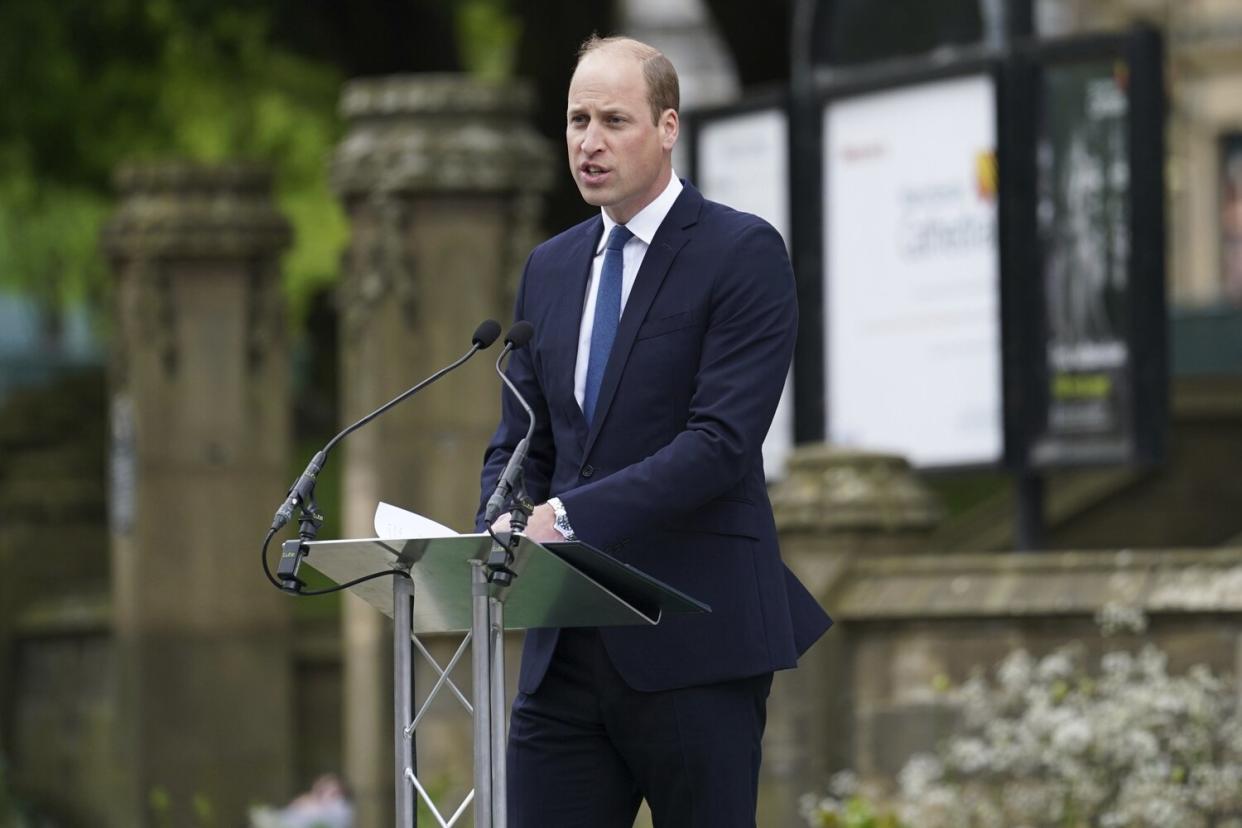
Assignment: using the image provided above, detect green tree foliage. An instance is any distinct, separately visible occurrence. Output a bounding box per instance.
[0,0,347,322]
[456,0,522,81]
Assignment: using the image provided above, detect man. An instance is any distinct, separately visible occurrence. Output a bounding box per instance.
[477,35,831,827]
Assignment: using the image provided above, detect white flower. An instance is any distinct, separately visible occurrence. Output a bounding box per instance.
[1125,728,1160,761]
[1036,647,1077,682]
[946,737,991,774]
[802,637,1242,828]
[827,769,858,798]
[798,792,842,825]
[1051,716,1092,755]
[1096,602,1149,635]
[898,753,943,798]
[1102,650,1134,678]
[997,650,1034,693]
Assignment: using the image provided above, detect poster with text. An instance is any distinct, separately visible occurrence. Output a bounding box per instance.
[823,74,1002,467]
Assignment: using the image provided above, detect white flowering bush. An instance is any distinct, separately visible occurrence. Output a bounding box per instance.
[803,607,1242,828]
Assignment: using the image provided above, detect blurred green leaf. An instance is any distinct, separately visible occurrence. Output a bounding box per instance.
[0,0,346,323]
[455,0,521,81]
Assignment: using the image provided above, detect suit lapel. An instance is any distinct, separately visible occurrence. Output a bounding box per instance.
[583,186,703,458]
[549,217,601,446]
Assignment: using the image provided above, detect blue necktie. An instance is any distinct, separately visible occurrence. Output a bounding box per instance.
[583,224,633,425]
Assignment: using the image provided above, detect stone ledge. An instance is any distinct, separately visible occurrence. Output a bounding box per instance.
[833,547,1242,619]
[771,445,942,534]
[101,161,291,260]
[112,161,274,194]
[14,591,111,636]
[331,74,554,196]
[340,73,535,119]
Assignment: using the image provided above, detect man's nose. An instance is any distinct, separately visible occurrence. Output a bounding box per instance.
[579,122,604,154]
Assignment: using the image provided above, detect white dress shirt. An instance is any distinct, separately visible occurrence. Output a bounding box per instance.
[573,173,684,410]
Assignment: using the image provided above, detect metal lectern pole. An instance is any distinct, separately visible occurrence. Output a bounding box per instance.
[489,597,507,828]
[394,574,416,827]
[470,562,494,827]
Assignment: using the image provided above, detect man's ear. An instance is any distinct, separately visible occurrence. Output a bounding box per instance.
[661,109,679,151]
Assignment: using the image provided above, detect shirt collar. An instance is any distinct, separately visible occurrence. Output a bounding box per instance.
[596,172,684,254]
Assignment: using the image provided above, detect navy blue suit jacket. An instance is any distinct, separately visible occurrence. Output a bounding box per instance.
[478,182,831,694]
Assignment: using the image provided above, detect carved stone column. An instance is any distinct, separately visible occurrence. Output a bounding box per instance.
[102,162,293,827]
[761,445,941,827]
[331,74,553,827]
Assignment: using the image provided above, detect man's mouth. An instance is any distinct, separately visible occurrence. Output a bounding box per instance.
[580,163,611,183]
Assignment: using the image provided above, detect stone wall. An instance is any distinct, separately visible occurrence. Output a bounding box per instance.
[827,547,1242,778]
[0,369,110,824]
[762,442,1242,828]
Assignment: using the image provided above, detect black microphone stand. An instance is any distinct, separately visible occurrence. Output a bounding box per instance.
[485,474,533,588]
[276,474,326,592]
[483,323,537,586]
[266,319,501,594]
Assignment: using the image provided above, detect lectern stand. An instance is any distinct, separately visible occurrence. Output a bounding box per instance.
[300,532,708,828]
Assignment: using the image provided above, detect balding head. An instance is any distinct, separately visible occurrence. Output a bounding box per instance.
[576,35,679,126]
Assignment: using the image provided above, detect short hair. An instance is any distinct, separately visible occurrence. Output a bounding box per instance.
[577,35,680,125]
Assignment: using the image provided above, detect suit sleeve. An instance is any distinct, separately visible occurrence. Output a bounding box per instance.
[557,220,795,549]
[475,252,556,530]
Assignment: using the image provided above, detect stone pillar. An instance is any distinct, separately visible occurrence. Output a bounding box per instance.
[761,446,941,828]
[331,75,553,828]
[102,163,294,827]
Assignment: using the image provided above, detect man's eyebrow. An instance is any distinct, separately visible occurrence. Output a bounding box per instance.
[568,103,629,115]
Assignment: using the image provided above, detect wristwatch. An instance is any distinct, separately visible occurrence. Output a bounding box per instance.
[547,497,576,541]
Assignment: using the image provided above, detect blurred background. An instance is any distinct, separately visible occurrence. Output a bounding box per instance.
[2,0,1242,826]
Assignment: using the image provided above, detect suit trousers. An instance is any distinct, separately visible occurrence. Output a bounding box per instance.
[506,627,772,828]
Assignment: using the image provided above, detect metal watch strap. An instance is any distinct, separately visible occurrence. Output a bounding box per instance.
[547,497,576,541]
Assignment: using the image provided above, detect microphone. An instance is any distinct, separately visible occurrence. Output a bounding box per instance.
[504,320,534,350]
[271,318,501,536]
[483,321,537,524]
[472,319,503,349]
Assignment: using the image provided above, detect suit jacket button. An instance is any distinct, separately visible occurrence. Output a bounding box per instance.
[581,465,594,478]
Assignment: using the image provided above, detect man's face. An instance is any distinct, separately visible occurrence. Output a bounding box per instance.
[566,48,678,225]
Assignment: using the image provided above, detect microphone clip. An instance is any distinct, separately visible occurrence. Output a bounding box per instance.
[276,493,324,593]
[485,474,533,587]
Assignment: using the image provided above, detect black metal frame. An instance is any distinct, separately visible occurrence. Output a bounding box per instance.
[1005,26,1167,471]
[684,18,1166,532]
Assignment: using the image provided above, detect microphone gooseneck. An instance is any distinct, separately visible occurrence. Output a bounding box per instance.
[483,321,538,525]
[266,318,501,593]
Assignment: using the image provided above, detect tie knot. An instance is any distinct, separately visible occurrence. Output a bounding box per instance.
[606,225,633,252]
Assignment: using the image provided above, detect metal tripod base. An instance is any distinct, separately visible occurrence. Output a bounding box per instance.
[393,563,507,828]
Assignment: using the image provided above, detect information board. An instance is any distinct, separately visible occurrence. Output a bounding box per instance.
[822,74,1003,467]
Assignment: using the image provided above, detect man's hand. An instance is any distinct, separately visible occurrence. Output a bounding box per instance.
[490,502,561,544]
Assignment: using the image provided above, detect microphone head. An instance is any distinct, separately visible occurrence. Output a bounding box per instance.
[505,321,535,349]
[472,319,502,349]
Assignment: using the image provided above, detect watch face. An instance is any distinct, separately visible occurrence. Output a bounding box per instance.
[552,509,574,540]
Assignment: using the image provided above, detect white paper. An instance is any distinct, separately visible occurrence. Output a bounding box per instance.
[373,501,458,540]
